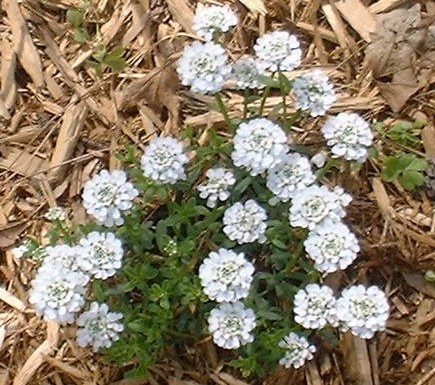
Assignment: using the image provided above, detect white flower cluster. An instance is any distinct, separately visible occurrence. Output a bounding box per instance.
[208,302,256,349]
[266,153,315,203]
[141,136,189,184]
[336,285,389,339]
[177,41,231,94]
[76,302,124,352]
[199,249,254,303]
[28,231,125,350]
[304,220,360,273]
[232,118,288,176]
[179,6,304,94]
[293,284,338,329]
[322,112,374,163]
[44,206,68,221]
[278,332,316,369]
[290,283,389,339]
[82,169,138,227]
[254,30,302,72]
[231,57,264,89]
[293,70,336,117]
[197,167,236,208]
[223,200,268,244]
[192,3,237,41]
[289,185,351,230]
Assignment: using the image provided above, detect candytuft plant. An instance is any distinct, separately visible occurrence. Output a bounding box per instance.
[15,3,391,380]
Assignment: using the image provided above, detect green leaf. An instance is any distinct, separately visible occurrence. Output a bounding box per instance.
[66,9,84,28]
[257,74,280,88]
[92,46,107,63]
[104,47,127,71]
[399,171,426,190]
[406,157,428,172]
[278,72,292,94]
[74,28,89,43]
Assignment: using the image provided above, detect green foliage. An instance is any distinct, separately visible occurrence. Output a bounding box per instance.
[89,46,127,77]
[382,152,428,190]
[375,119,425,147]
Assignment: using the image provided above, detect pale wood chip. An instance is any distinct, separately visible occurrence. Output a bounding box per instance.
[0,37,17,113]
[49,102,88,182]
[334,0,377,42]
[422,124,435,159]
[0,287,26,311]
[217,372,250,385]
[166,0,194,34]
[369,0,410,14]
[13,322,59,385]
[0,145,49,178]
[238,0,267,15]
[4,0,44,88]
[45,357,92,380]
[0,221,29,249]
[306,361,325,385]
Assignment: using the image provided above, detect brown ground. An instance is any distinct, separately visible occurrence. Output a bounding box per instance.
[0,0,435,384]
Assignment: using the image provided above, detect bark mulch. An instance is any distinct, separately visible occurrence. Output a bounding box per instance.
[0,1,434,384]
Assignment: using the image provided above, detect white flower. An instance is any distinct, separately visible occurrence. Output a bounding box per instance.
[82,169,139,227]
[78,232,124,280]
[12,243,30,259]
[177,41,231,94]
[304,220,360,273]
[44,206,68,221]
[140,136,189,184]
[336,285,389,339]
[293,70,336,117]
[266,153,315,203]
[232,118,288,176]
[199,248,254,302]
[29,267,88,324]
[254,31,302,72]
[198,167,236,208]
[223,200,268,244]
[321,112,374,162]
[289,184,351,230]
[208,302,256,349]
[76,302,124,352]
[39,244,89,276]
[278,332,316,369]
[231,57,264,89]
[293,284,338,329]
[193,4,238,41]
[310,150,328,168]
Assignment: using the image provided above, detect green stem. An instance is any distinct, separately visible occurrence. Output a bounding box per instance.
[215,93,235,132]
[243,88,250,119]
[259,85,271,116]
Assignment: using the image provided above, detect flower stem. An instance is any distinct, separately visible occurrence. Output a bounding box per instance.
[215,93,235,132]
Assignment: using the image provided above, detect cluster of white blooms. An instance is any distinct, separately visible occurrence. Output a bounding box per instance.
[254,31,302,72]
[208,302,256,349]
[199,249,254,303]
[322,112,374,163]
[266,153,315,203]
[289,184,351,230]
[141,136,189,184]
[293,284,338,329]
[304,220,360,273]
[197,167,236,208]
[336,285,389,339]
[78,232,124,280]
[232,118,288,176]
[12,243,30,259]
[192,3,238,41]
[223,200,268,244]
[293,70,336,117]
[39,244,86,274]
[29,267,88,324]
[44,206,68,221]
[232,57,264,89]
[76,302,124,352]
[177,41,231,94]
[278,332,316,369]
[82,169,139,227]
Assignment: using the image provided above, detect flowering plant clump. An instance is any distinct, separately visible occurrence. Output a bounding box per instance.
[16,4,390,380]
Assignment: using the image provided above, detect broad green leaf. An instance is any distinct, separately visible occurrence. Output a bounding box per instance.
[399,170,426,190]
[66,9,84,28]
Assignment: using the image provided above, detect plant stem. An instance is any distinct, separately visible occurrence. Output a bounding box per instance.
[259,85,271,116]
[215,93,235,132]
[243,89,250,119]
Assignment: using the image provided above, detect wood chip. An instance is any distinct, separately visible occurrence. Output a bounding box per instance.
[4,0,44,87]
[0,145,49,178]
[238,0,267,15]
[334,0,377,42]
[0,287,26,311]
[0,37,17,115]
[369,0,409,14]
[165,0,194,34]
[49,102,88,182]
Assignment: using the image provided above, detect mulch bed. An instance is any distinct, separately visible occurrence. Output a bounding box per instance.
[0,1,434,384]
